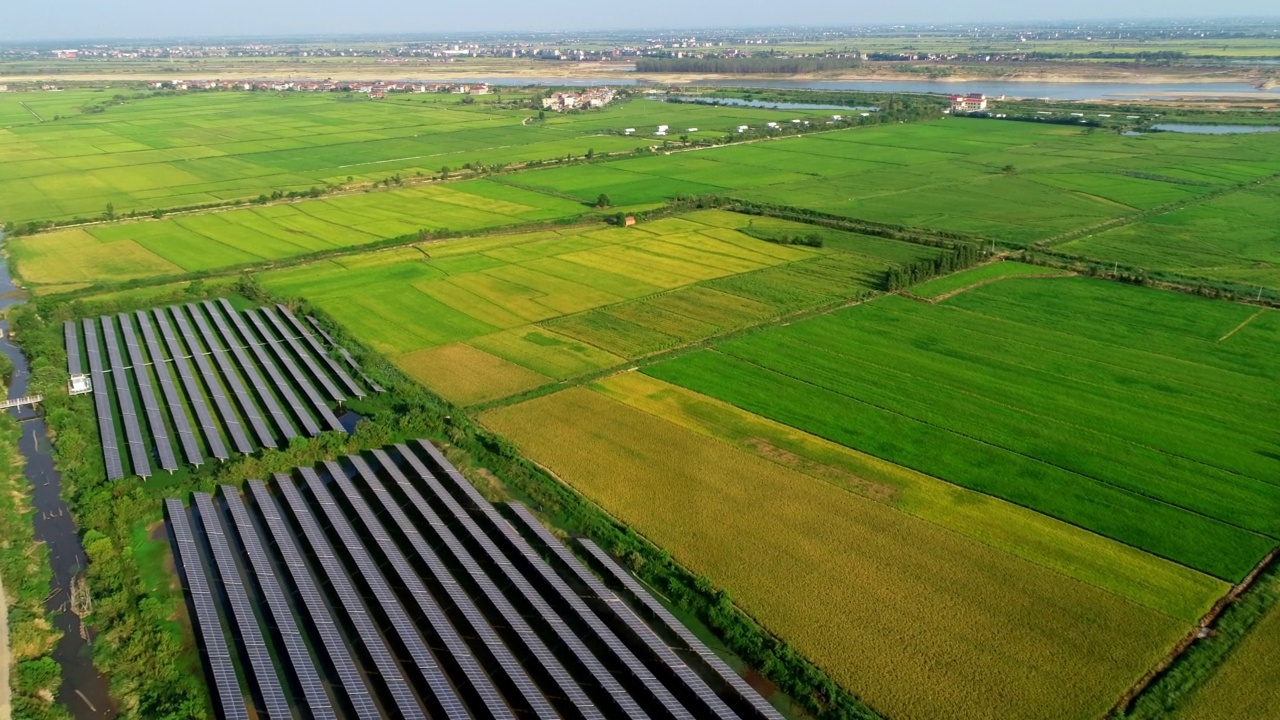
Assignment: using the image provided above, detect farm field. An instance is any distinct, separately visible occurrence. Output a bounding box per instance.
[261,209,934,404]
[10,179,587,292]
[480,385,1191,720]
[507,118,1280,244]
[0,89,850,224]
[1060,180,1280,290]
[646,278,1280,582]
[907,259,1066,298]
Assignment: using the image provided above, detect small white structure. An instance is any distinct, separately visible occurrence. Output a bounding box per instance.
[654,130,667,136]
[623,128,635,135]
[736,125,749,132]
[832,115,843,121]
[656,124,669,132]
[686,127,698,132]
[766,122,779,128]
[69,374,92,395]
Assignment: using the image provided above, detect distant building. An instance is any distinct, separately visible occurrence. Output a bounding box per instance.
[68,374,92,396]
[624,216,637,226]
[950,93,988,112]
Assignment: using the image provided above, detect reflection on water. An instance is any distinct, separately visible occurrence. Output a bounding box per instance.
[1152,123,1280,134]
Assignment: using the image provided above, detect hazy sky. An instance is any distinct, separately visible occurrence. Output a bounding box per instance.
[8,0,1280,42]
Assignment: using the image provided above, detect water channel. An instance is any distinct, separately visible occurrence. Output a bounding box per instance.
[0,238,116,720]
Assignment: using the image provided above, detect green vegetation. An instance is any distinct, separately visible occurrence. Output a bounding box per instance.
[647,279,1280,581]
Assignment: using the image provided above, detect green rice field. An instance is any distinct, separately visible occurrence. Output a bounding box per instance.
[261,209,933,404]
[647,278,1280,581]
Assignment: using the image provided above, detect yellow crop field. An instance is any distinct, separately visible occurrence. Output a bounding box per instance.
[481,387,1189,720]
[13,227,183,290]
[593,372,1225,622]
[394,344,551,406]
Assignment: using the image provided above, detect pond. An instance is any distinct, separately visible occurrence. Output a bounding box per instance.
[1151,123,1280,134]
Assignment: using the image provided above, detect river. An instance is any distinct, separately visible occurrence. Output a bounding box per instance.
[385,74,1280,101]
[0,241,116,720]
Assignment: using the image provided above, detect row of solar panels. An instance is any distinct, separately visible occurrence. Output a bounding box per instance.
[66,302,372,480]
[165,440,784,720]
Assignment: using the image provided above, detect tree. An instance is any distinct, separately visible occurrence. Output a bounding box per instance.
[440,166,450,180]
[104,202,115,220]
[596,193,611,208]
[1002,164,1017,174]
[586,148,595,160]
[538,110,546,120]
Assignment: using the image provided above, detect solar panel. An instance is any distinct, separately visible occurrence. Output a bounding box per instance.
[100,316,152,478]
[365,449,603,720]
[82,319,124,480]
[166,306,253,455]
[245,480,381,720]
[165,498,251,720]
[277,305,365,398]
[185,304,276,449]
[135,312,203,466]
[244,310,345,434]
[334,457,527,719]
[270,473,428,720]
[203,300,299,442]
[64,320,82,376]
[118,314,179,472]
[193,492,292,719]
[214,299,322,437]
[220,486,338,720]
[259,307,345,403]
[395,444,653,720]
[298,466,471,719]
[509,505,738,720]
[305,315,336,346]
[580,540,784,720]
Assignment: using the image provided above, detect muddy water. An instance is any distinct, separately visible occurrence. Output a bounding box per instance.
[0,243,116,719]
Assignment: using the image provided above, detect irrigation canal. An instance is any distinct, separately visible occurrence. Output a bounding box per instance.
[0,235,117,720]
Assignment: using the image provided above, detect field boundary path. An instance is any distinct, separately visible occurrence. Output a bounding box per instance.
[1113,547,1280,715]
[905,269,1075,304]
[0,574,9,720]
[17,102,42,123]
[1218,309,1267,342]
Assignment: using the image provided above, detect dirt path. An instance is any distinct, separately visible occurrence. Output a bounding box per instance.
[905,269,1073,304]
[0,574,10,720]
[1219,308,1266,342]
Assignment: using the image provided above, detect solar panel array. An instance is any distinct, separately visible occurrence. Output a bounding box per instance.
[82,319,124,480]
[67,302,373,479]
[166,441,779,720]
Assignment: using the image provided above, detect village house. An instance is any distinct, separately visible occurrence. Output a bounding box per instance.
[950,93,988,112]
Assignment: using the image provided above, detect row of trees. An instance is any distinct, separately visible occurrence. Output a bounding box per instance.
[884,243,984,291]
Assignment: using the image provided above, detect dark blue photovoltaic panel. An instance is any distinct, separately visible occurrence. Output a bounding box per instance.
[580,539,785,720]
[299,466,469,718]
[185,303,276,449]
[396,444,655,720]
[167,306,253,455]
[259,307,345,403]
[215,299,321,437]
[202,300,297,441]
[193,492,292,719]
[151,310,227,461]
[64,321,82,376]
[332,457,523,719]
[271,473,428,720]
[136,312,203,466]
[246,480,381,720]
[83,319,124,480]
[166,498,250,720]
[277,304,365,398]
[365,450,599,720]
[101,316,151,478]
[220,486,337,720]
[118,314,178,472]
[510,504,739,720]
[246,310,345,434]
